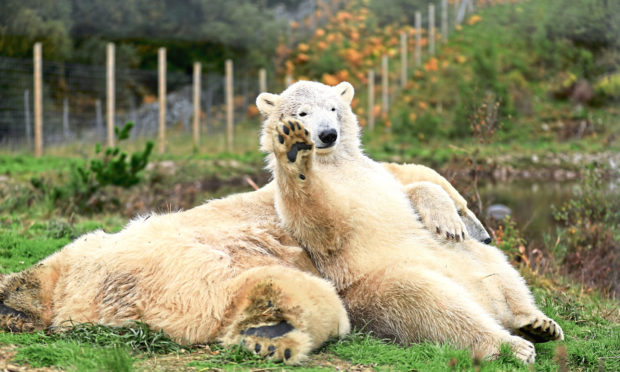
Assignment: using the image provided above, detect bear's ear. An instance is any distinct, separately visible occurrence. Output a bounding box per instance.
[335,81,354,105]
[256,93,281,116]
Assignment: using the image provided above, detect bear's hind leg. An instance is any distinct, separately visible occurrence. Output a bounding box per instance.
[0,267,53,332]
[343,266,536,364]
[219,266,349,364]
[464,240,564,343]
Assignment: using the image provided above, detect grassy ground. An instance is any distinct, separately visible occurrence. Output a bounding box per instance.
[0,212,619,371]
[1,149,619,371]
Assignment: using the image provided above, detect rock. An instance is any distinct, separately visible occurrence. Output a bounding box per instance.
[486,204,512,220]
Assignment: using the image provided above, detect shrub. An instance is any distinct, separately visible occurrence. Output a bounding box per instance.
[46,122,153,213]
[551,164,620,296]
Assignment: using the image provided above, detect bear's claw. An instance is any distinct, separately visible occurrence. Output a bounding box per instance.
[274,118,314,166]
[517,316,564,343]
[240,321,304,364]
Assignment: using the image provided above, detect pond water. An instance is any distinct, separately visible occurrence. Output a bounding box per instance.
[476,178,620,246]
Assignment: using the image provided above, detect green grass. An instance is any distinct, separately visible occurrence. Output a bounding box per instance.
[1,172,619,371]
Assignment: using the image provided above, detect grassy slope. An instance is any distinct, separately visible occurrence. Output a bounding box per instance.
[0,215,618,371]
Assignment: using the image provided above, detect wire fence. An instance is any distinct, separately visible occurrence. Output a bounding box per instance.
[0,55,283,150]
[0,0,486,154]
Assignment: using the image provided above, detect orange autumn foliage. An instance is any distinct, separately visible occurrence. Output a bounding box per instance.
[424,57,439,72]
[322,73,340,86]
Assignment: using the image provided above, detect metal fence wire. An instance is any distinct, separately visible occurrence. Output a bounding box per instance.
[0,56,272,150]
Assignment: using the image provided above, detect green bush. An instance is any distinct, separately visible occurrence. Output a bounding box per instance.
[529,0,620,78]
[551,165,620,295]
[42,122,153,213]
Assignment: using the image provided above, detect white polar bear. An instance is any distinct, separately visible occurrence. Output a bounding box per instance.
[257,80,564,364]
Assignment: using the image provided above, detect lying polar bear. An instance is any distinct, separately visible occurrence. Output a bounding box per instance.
[0,161,489,364]
[0,80,558,365]
[259,80,563,364]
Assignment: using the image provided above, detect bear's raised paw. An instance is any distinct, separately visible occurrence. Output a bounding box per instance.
[274,118,314,179]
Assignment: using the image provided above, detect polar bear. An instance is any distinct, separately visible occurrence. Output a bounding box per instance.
[258,80,563,364]
[0,185,351,364]
[0,161,488,363]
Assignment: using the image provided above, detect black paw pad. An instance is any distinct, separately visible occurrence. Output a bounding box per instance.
[241,321,295,339]
[286,142,313,163]
[284,348,291,360]
[282,125,290,135]
[299,174,306,180]
[254,343,261,353]
[278,134,284,144]
[267,345,276,356]
[0,303,27,319]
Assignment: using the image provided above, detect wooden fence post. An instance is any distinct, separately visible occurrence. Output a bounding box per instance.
[259,68,267,93]
[415,11,422,67]
[63,97,69,139]
[442,0,448,43]
[24,90,31,147]
[400,32,407,88]
[95,99,103,134]
[158,47,166,154]
[467,0,475,13]
[106,42,115,147]
[193,62,201,149]
[33,42,42,157]
[225,59,234,152]
[368,69,375,131]
[381,55,389,115]
[429,4,436,56]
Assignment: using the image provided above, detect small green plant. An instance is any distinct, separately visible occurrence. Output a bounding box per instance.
[89,123,153,188]
[48,122,153,213]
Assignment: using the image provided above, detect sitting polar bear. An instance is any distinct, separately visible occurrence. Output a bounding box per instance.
[257,80,563,364]
[0,80,559,365]
[0,164,487,364]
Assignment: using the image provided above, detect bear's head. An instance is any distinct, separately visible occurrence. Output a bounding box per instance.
[257,81,361,164]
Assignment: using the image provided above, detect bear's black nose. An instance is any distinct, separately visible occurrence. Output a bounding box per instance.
[318,129,338,145]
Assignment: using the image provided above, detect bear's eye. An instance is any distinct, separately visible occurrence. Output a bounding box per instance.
[331,107,336,112]
[299,112,307,117]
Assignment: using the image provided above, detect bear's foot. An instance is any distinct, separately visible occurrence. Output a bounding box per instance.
[517,315,564,343]
[220,280,315,364]
[506,335,536,364]
[240,322,311,364]
[273,118,314,181]
[0,303,37,332]
[475,334,536,365]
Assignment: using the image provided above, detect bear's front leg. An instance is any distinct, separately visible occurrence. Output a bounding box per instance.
[272,118,314,185]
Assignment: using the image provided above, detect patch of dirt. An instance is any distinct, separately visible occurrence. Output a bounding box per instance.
[136,347,375,372]
[0,345,59,372]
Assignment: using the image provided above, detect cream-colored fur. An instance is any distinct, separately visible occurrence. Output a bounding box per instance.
[0,81,555,365]
[0,160,483,363]
[0,185,349,364]
[259,80,563,364]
